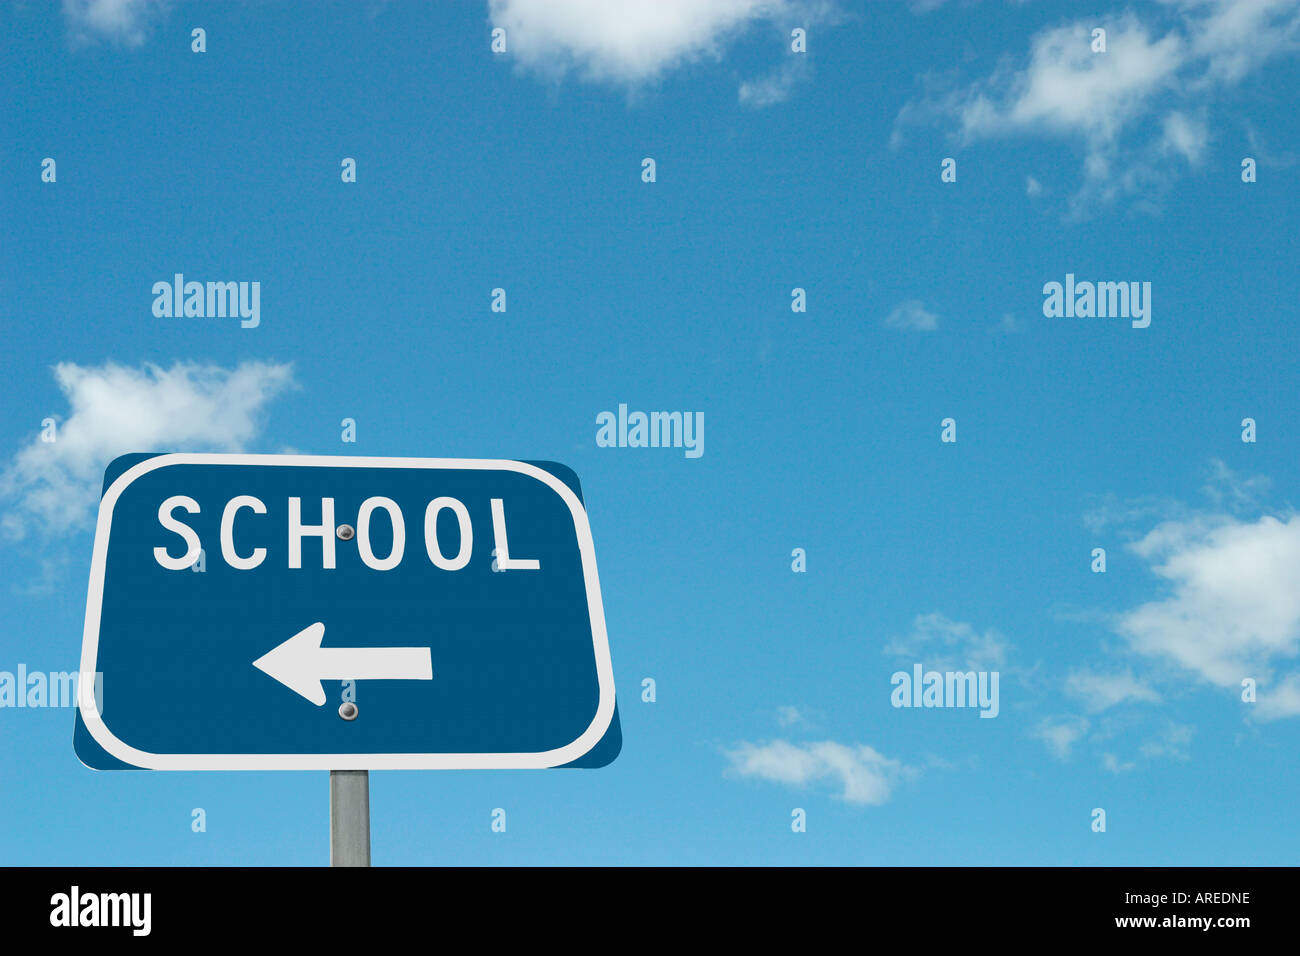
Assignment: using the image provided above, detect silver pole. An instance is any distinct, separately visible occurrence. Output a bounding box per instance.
[330,770,371,866]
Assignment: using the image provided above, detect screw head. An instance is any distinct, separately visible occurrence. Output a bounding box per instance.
[339,701,358,721]
[336,524,355,541]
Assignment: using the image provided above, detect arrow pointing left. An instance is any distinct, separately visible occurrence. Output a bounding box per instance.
[252,622,433,706]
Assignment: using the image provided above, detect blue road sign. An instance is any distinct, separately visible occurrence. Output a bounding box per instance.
[74,454,620,770]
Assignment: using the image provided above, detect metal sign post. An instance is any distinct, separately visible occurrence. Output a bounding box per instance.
[330,770,370,866]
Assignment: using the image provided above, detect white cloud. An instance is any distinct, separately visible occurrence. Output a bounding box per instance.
[897,1,1300,211]
[776,705,805,727]
[489,0,806,84]
[885,612,1009,671]
[1033,716,1089,759]
[1065,668,1161,712]
[1,360,295,538]
[1139,721,1193,761]
[1180,0,1300,84]
[883,299,939,332]
[1158,110,1208,163]
[725,739,912,805]
[1081,490,1189,535]
[1025,175,1043,196]
[1081,473,1300,722]
[62,0,167,46]
[739,57,808,107]
[1202,458,1271,511]
[955,15,1186,145]
[1256,673,1300,721]
[1245,121,1298,169]
[1102,752,1136,773]
[1117,512,1300,718]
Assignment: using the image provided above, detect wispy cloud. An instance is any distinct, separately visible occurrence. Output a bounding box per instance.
[883,299,939,332]
[739,57,809,107]
[895,1,1300,214]
[1081,491,1189,535]
[994,312,1021,333]
[1033,716,1089,759]
[1102,752,1136,773]
[1158,109,1209,164]
[1065,667,1161,713]
[1201,458,1271,512]
[1256,674,1300,721]
[776,705,806,727]
[885,612,1010,672]
[725,739,914,805]
[1139,721,1194,761]
[1,360,295,539]
[62,0,168,47]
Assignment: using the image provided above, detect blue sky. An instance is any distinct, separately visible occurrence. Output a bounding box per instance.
[2,0,1299,865]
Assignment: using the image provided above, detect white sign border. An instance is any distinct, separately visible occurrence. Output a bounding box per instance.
[77,453,617,770]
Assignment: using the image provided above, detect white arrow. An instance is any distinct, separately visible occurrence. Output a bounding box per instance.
[252,622,433,706]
